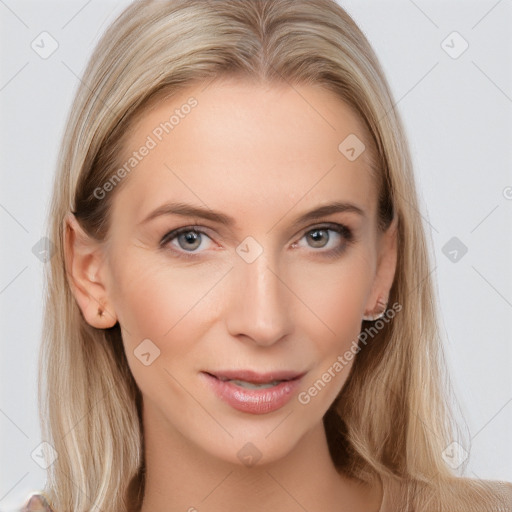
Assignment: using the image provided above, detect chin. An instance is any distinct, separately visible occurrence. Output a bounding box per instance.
[190,413,316,469]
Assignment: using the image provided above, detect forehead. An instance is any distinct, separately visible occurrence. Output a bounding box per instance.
[112,78,378,230]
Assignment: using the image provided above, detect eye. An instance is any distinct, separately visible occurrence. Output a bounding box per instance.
[292,223,354,255]
[160,226,215,255]
[160,222,354,260]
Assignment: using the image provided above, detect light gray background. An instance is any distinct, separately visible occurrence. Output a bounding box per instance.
[1,0,511,510]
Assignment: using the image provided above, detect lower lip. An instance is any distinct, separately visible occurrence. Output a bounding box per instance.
[201,372,303,414]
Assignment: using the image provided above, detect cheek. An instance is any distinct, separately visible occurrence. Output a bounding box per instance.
[290,253,374,347]
[291,256,373,410]
[109,254,224,403]
[109,252,226,352]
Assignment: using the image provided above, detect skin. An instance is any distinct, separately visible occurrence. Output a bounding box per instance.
[64,77,397,512]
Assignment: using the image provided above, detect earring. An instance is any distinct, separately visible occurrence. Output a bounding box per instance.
[363,297,388,321]
[97,307,104,317]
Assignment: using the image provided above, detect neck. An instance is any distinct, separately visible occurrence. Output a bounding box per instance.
[138,400,382,512]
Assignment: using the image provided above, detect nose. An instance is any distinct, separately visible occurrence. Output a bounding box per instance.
[225,250,293,347]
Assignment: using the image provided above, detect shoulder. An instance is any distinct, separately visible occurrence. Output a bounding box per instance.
[381,475,512,512]
[19,493,54,512]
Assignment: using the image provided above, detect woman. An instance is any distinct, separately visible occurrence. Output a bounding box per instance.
[27,0,512,510]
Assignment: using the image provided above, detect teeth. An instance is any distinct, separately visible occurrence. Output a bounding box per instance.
[229,379,281,389]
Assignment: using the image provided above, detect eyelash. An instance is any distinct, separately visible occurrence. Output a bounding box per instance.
[159,222,355,261]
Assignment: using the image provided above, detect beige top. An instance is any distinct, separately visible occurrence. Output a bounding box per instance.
[21,479,512,511]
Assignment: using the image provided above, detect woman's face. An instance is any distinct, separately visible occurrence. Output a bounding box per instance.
[69,78,397,465]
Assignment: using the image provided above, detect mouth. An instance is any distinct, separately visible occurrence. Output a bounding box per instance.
[203,369,304,388]
[200,369,305,414]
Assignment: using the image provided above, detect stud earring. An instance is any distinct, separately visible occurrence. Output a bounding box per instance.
[363,297,388,321]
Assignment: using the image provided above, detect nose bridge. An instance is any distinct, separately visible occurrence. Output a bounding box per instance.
[225,246,292,345]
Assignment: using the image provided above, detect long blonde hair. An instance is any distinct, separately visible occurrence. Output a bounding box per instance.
[38,1,508,510]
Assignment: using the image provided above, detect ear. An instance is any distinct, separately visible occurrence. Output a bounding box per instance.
[363,214,398,318]
[63,212,117,329]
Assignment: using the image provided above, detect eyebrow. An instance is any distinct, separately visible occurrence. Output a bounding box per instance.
[138,200,366,229]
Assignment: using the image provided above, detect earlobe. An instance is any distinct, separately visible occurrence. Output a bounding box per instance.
[362,297,388,321]
[63,212,117,329]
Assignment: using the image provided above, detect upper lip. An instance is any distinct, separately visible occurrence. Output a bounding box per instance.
[203,369,305,383]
